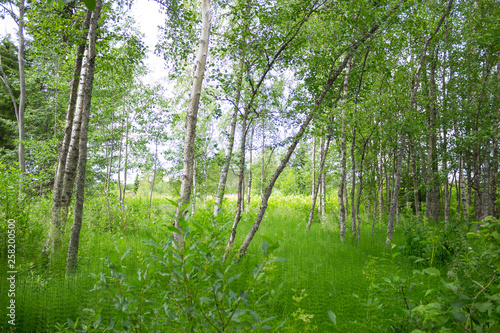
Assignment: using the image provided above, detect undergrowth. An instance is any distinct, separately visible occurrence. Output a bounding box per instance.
[0,190,497,332]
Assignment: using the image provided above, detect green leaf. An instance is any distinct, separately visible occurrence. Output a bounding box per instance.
[121,247,133,262]
[165,198,178,206]
[167,226,180,233]
[275,319,287,329]
[83,0,96,11]
[231,308,247,322]
[262,240,269,257]
[261,316,276,324]
[474,302,493,312]
[227,273,242,285]
[199,297,212,304]
[180,202,191,213]
[451,311,466,322]
[267,257,286,263]
[249,310,260,323]
[142,239,159,248]
[328,311,337,324]
[423,267,440,276]
[450,301,465,311]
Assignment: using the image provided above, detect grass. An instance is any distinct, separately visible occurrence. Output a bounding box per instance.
[0,193,409,332]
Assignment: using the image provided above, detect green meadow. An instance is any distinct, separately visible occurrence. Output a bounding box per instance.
[2,193,497,332]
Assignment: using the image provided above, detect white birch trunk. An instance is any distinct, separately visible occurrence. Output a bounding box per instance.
[66,1,102,273]
[174,0,212,246]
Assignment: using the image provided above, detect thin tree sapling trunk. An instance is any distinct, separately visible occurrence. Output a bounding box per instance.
[213,62,243,217]
[338,58,352,243]
[17,0,26,174]
[306,134,331,231]
[225,108,250,253]
[247,125,254,209]
[386,133,405,247]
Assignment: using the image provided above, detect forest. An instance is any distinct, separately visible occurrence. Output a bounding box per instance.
[0,0,499,331]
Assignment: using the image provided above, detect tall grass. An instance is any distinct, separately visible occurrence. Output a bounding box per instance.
[1,193,407,332]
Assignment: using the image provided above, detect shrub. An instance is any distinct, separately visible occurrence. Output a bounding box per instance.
[78,208,286,332]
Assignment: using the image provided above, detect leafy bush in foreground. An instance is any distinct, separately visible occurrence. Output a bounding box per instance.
[72,210,286,332]
[352,218,500,333]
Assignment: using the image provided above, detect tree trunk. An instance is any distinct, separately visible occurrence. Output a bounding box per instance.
[378,129,384,221]
[261,121,265,199]
[443,127,450,223]
[492,135,498,218]
[338,58,352,243]
[66,1,102,274]
[17,0,26,174]
[492,58,500,218]
[192,160,197,216]
[246,125,254,209]
[122,107,130,205]
[149,139,158,220]
[321,162,326,215]
[47,11,93,255]
[312,136,316,195]
[225,108,250,252]
[356,127,374,242]
[351,126,356,238]
[318,137,325,214]
[427,52,440,223]
[473,146,482,221]
[306,135,331,231]
[386,133,405,247]
[174,0,212,246]
[213,62,243,217]
[47,11,90,220]
[117,123,124,204]
[467,165,472,214]
[482,151,490,220]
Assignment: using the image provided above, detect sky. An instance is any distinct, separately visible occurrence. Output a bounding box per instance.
[129,0,168,85]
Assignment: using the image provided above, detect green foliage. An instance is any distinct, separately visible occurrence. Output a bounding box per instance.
[352,218,500,332]
[400,217,469,267]
[0,163,31,255]
[78,211,285,332]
